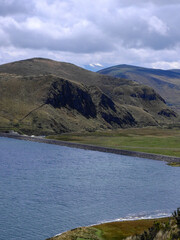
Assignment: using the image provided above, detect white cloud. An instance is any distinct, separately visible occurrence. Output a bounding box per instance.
[152,61,180,70]
[0,0,180,69]
[148,16,169,35]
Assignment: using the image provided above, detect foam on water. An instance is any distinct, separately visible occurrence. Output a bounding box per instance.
[114,210,171,222]
[95,210,171,225]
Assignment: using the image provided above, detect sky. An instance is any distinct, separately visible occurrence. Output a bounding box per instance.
[0,0,180,70]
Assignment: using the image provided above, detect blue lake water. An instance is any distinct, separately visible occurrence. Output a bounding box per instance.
[0,137,180,240]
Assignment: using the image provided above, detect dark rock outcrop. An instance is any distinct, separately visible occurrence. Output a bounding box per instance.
[158,109,177,118]
[46,79,97,118]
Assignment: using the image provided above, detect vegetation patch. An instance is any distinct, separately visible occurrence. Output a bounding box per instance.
[47,218,170,240]
[47,128,180,157]
[94,218,170,240]
[46,227,103,240]
[167,162,180,167]
[48,208,180,240]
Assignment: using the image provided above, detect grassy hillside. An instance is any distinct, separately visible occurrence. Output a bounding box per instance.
[47,218,170,240]
[48,209,180,240]
[0,58,178,135]
[98,64,180,113]
[0,73,137,135]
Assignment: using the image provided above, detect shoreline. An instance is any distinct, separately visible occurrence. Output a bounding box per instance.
[47,216,171,240]
[0,132,180,163]
[53,209,172,236]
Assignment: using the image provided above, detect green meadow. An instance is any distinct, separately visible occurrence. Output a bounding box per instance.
[47,127,180,157]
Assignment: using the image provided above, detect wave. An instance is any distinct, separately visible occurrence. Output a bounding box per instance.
[52,210,172,238]
[96,209,172,225]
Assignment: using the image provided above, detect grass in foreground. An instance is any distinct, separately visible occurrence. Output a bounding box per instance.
[47,128,180,157]
[47,218,170,240]
[94,218,170,240]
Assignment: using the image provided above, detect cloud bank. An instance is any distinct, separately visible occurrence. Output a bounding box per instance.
[0,0,180,69]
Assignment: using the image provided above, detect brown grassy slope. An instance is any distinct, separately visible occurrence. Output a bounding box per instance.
[0,58,178,135]
[98,64,180,113]
[0,73,137,135]
[47,218,170,240]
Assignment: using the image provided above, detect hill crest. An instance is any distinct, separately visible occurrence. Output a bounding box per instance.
[0,58,178,135]
[98,64,180,113]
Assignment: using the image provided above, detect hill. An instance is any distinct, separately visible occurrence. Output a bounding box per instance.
[0,58,178,135]
[98,64,180,113]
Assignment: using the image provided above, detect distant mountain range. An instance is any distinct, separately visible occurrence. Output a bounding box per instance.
[0,58,178,135]
[98,64,180,113]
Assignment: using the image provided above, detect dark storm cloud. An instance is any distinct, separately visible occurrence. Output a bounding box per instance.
[7,27,114,53]
[114,0,180,6]
[3,13,114,53]
[0,0,34,16]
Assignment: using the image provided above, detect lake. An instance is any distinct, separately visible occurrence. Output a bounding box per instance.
[0,137,180,240]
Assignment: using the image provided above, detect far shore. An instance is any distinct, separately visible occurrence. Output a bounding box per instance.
[1,132,180,163]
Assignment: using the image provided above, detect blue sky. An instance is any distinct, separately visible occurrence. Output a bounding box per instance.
[0,0,180,70]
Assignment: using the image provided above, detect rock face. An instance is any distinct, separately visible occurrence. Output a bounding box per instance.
[158,109,177,117]
[46,79,97,118]
[0,58,178,135]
